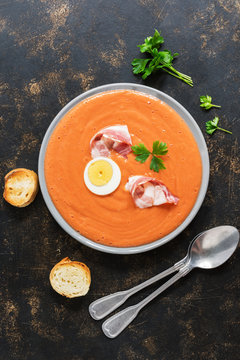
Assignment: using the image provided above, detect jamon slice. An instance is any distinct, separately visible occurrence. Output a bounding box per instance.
[125,175,179,209]
[90,125,132,158]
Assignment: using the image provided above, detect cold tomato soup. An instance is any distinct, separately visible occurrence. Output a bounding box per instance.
[45,90,202,247]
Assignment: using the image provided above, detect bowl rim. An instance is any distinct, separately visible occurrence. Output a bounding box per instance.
[38,82,209,254]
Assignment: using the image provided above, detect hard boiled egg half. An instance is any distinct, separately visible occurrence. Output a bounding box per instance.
[84,157,121,195]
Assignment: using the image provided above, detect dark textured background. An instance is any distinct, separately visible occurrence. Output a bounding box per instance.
[0,0,240,359]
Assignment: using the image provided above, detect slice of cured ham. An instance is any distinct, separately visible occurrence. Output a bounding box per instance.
[125,175,179,209]
[90,125,132,158]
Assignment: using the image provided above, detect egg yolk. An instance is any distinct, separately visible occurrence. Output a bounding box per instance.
[88,160,113,186]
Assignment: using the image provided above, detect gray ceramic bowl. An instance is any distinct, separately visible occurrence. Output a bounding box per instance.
[38,83,209,254]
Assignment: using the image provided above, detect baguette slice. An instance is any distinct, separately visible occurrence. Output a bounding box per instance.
[3,168,38,207]
[49,257,91,298]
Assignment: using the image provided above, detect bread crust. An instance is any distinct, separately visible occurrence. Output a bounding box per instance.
[3,168,38,207]
[49,257,91,298]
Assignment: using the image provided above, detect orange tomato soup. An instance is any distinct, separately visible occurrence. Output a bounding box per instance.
[45,90,202,247]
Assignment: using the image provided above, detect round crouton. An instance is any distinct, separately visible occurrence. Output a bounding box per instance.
[3,168,38,207]
[50,257,91,298]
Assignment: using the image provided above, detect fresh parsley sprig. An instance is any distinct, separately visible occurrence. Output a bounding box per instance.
[132,141,168,172]
[200,95,221,110]
[205,117,232,135]
[132,29,193,86]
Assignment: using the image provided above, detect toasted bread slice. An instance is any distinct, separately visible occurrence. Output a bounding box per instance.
[49,257,91,298]
[3,168,38,207]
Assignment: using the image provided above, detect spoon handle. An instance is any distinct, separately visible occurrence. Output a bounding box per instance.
[89,257,187,320]
[102,266,191,338]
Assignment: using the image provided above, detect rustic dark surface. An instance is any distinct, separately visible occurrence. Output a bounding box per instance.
[0,0,240,359]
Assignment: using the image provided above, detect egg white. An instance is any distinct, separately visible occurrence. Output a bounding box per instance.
[83,157,121,196]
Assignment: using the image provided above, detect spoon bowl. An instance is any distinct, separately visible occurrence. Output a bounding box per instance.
[186,226,239,270]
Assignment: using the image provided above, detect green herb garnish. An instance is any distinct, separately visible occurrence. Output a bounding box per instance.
[200,95,221,110]
[132,29,193,86]
[205,117,232,135]
[132,141,168,172]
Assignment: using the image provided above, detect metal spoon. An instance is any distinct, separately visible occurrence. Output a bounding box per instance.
[89,234,205,321]
[99,226,239,338]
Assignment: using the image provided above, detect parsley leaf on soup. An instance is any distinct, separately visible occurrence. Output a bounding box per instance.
[131,143,151,163]
[132,141,168,172]
[150,156,166,172]
[152,141,168,156]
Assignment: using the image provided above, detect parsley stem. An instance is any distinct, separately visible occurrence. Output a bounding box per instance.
[169,66,193,85]
[169,66,192,80]
[212,104,221,108]
[217,127,232,134]
[162,67,193,86]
